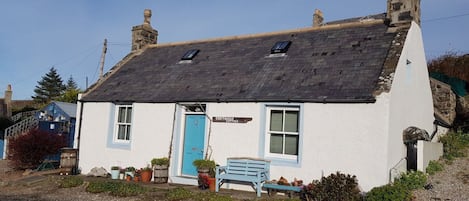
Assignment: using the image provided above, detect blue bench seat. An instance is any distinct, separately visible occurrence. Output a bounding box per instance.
[215,157,270,197]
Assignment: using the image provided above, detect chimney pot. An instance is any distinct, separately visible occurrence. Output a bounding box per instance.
[313,9,324,27]
[131,9,158,52]
[386,0,421,27]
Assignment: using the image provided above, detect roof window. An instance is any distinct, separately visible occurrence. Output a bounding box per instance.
[181,49,200,60]
[271,41,292,54]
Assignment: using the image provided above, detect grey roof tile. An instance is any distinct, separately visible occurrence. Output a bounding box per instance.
[82,21,403,103]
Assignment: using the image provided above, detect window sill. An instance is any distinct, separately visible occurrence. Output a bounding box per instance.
[107,140,131,150]
[265,156,300,167]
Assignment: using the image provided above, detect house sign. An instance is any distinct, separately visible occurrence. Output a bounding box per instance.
[212,117,252,123]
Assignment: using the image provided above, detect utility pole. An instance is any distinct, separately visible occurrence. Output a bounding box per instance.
[99,39,107,80]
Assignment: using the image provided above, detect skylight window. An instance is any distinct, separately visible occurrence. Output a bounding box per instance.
[271,41,292,54]
[181,49,200,60]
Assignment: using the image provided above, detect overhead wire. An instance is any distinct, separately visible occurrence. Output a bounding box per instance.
[422,12,469,23]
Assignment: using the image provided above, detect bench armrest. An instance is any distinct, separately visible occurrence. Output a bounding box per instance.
[216,166,227,177]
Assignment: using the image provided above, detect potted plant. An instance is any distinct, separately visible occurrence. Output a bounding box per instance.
[125,166,136,181]
[119,168,125,180]
[152,157,169,183]
[140,165,153,183]
[110,166,120,180]
[192,159,216,190]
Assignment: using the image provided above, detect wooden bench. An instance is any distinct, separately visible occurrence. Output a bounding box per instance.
[263,183,304,199]
[215,157,270,197]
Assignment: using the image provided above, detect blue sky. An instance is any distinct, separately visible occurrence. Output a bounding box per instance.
[1,0,468,100]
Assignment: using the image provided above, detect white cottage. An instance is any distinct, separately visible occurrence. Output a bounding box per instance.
[76,0,441,191]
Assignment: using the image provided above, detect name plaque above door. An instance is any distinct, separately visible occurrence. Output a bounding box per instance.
[212,117,252,123]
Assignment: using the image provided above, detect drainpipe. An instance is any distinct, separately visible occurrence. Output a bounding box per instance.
[167,103,178,182]
[75,96,84,174]
[430,120,438,141]
[430,119,452,141]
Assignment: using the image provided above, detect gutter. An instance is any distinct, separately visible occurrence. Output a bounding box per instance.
[79,97,377,104]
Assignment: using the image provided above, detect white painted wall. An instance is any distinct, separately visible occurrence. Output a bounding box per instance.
[417,141,443,172]
[170,99,390,191]
[386,22,434,179]
[76,102,176,174]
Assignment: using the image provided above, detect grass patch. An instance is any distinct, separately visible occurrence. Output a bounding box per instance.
[58,176,84,188]
[426,160,444,175]
[86,180,146,197]
[439,131,469,161]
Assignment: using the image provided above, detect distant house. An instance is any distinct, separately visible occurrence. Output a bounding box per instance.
[37,101,77,148]
[75,0,442,191]
[2,101,77,160]
[1,85,36,159]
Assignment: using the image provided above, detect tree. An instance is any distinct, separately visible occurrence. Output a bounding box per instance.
[58,76,81,103]
[32,67,66,104]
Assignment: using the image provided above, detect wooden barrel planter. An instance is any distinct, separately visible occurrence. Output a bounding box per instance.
[153,165,168,183]
[59,148,78,175]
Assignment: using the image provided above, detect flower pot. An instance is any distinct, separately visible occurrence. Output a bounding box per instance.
[197,168,210,190]
[140,170,152,183]
[125,171,134,178]
[208,177,216,192]
[119,173,125,180]
[153,165,169,184]
[126,175,132,181]
[111,170,120,179]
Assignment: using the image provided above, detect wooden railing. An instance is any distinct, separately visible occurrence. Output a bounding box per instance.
[5,116,38,138]
[11,110,38,122]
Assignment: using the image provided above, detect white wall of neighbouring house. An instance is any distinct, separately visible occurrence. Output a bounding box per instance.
[76,102,176,174]
[386,21,435,180]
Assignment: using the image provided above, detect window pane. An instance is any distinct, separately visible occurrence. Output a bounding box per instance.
[270,110,283,131]
[284,111,298,132]
[270,134,283,154]
[118,107,126,123]
[117,125,126,140]
[284,135,299,155]
[126,107,132,123]
[125,125,131,140]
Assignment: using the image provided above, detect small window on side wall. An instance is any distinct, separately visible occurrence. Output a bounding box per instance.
[115,105,132,142]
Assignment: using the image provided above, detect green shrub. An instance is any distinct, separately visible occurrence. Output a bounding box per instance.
[365,184,411,201]
[86,181,115,193]
[310,171,362,201]
[167,187,193,200]
[110,183,146,197]
[426,160,444,175]
[59,176,83,188]
[439,131,469,161]
[395,171,427,190]
[86,181,146,197]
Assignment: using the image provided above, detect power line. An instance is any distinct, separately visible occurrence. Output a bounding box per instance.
[422,13,469,23]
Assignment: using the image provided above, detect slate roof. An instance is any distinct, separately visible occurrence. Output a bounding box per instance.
[82,18,406,103]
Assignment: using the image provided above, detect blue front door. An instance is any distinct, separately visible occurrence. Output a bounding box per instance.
[181,115,206,176]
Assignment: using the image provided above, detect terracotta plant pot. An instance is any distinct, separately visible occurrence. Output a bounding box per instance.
[140,169,152,183]
[208,177,216,192]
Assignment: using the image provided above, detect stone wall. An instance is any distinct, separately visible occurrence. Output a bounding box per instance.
[430,78,456,124]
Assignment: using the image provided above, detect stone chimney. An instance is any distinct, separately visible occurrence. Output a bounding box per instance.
[4,84,12,118]
[386,0,421,27]
[313,9,324,27]
[131,9,158,52]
